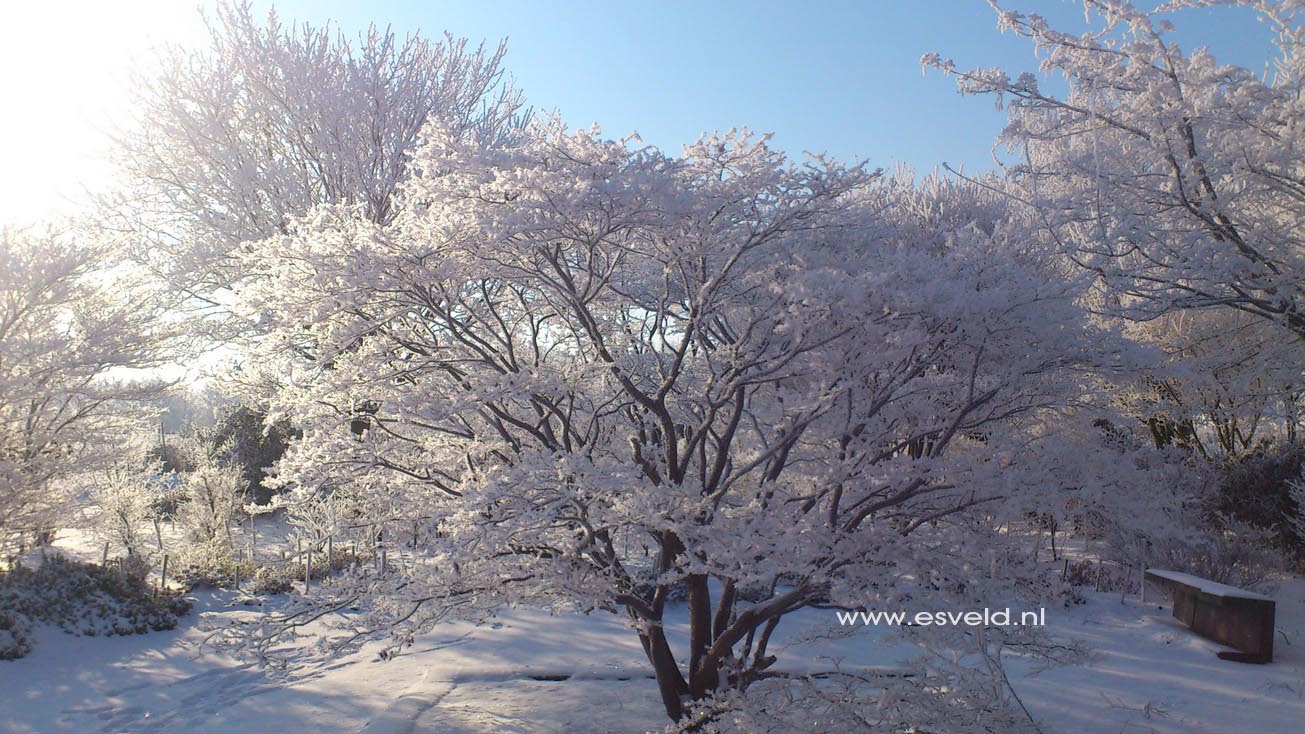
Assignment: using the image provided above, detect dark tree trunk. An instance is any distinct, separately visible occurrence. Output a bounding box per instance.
[641,623,689,721]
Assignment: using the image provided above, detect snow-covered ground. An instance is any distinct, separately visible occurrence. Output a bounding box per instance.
[4,526,1303,733]
[2,580,1303,733]
[1014,584,1305,733]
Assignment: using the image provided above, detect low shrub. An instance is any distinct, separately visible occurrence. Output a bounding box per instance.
[174,555,258,590]
[0,555,191,659]
[0,609,33,660]
[1144,529,1279,591]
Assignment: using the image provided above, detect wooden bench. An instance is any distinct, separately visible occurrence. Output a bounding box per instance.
[1144,569,1275,663]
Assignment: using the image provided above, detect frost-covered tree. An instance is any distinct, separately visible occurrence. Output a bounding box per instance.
[1125,308,1304,457]
[176,438,244,565]
[92,444,164,559]
[109,0,527,301]
[926,0,1305,340]
[0,226,176,555]
[231,120,1131,725]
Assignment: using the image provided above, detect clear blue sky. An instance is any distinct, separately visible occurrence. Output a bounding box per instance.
[260,0,1278,173]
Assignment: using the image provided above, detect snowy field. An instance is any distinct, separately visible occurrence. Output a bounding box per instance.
[3,564,1303,734]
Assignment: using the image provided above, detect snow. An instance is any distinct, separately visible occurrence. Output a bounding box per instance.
[1144,569,1276,601]
[12,515,1298,732]
[1012,584,1305,733]
[422,678,665,734]
[2,581,1304,733]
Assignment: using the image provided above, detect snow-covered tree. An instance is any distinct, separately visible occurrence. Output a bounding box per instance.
[1124,308,1304,457]
[231,120,1132,724]
[0,226,176,555]
[926,0,1305,341]
[175,437,244,565]
[109,0,527,302]
[92,443,164,559]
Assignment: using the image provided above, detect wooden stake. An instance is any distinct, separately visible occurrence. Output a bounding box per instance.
[161,554,169,592]
[305,548,312,592]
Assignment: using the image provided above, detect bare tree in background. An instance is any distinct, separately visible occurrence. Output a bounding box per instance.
[108,0,528,304]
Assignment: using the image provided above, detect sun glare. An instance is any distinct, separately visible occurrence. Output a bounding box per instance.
[0,1,203,225]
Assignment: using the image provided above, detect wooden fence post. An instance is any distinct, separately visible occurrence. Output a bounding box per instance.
[305,548,312,592]
[160,554,169,592]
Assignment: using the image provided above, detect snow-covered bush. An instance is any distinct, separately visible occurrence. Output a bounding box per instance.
[1040,423,1286,588]
[0,555,190,658]
[251,565,297,595]
[1211,441,1305,561]
[92,451,169,559]
[1144,525,1280,591]
[149,438,197,476]
[0,607,33,660]
[174,438,245,569]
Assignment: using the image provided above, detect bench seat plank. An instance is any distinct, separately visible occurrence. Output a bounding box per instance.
[1144,569,1273,601]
